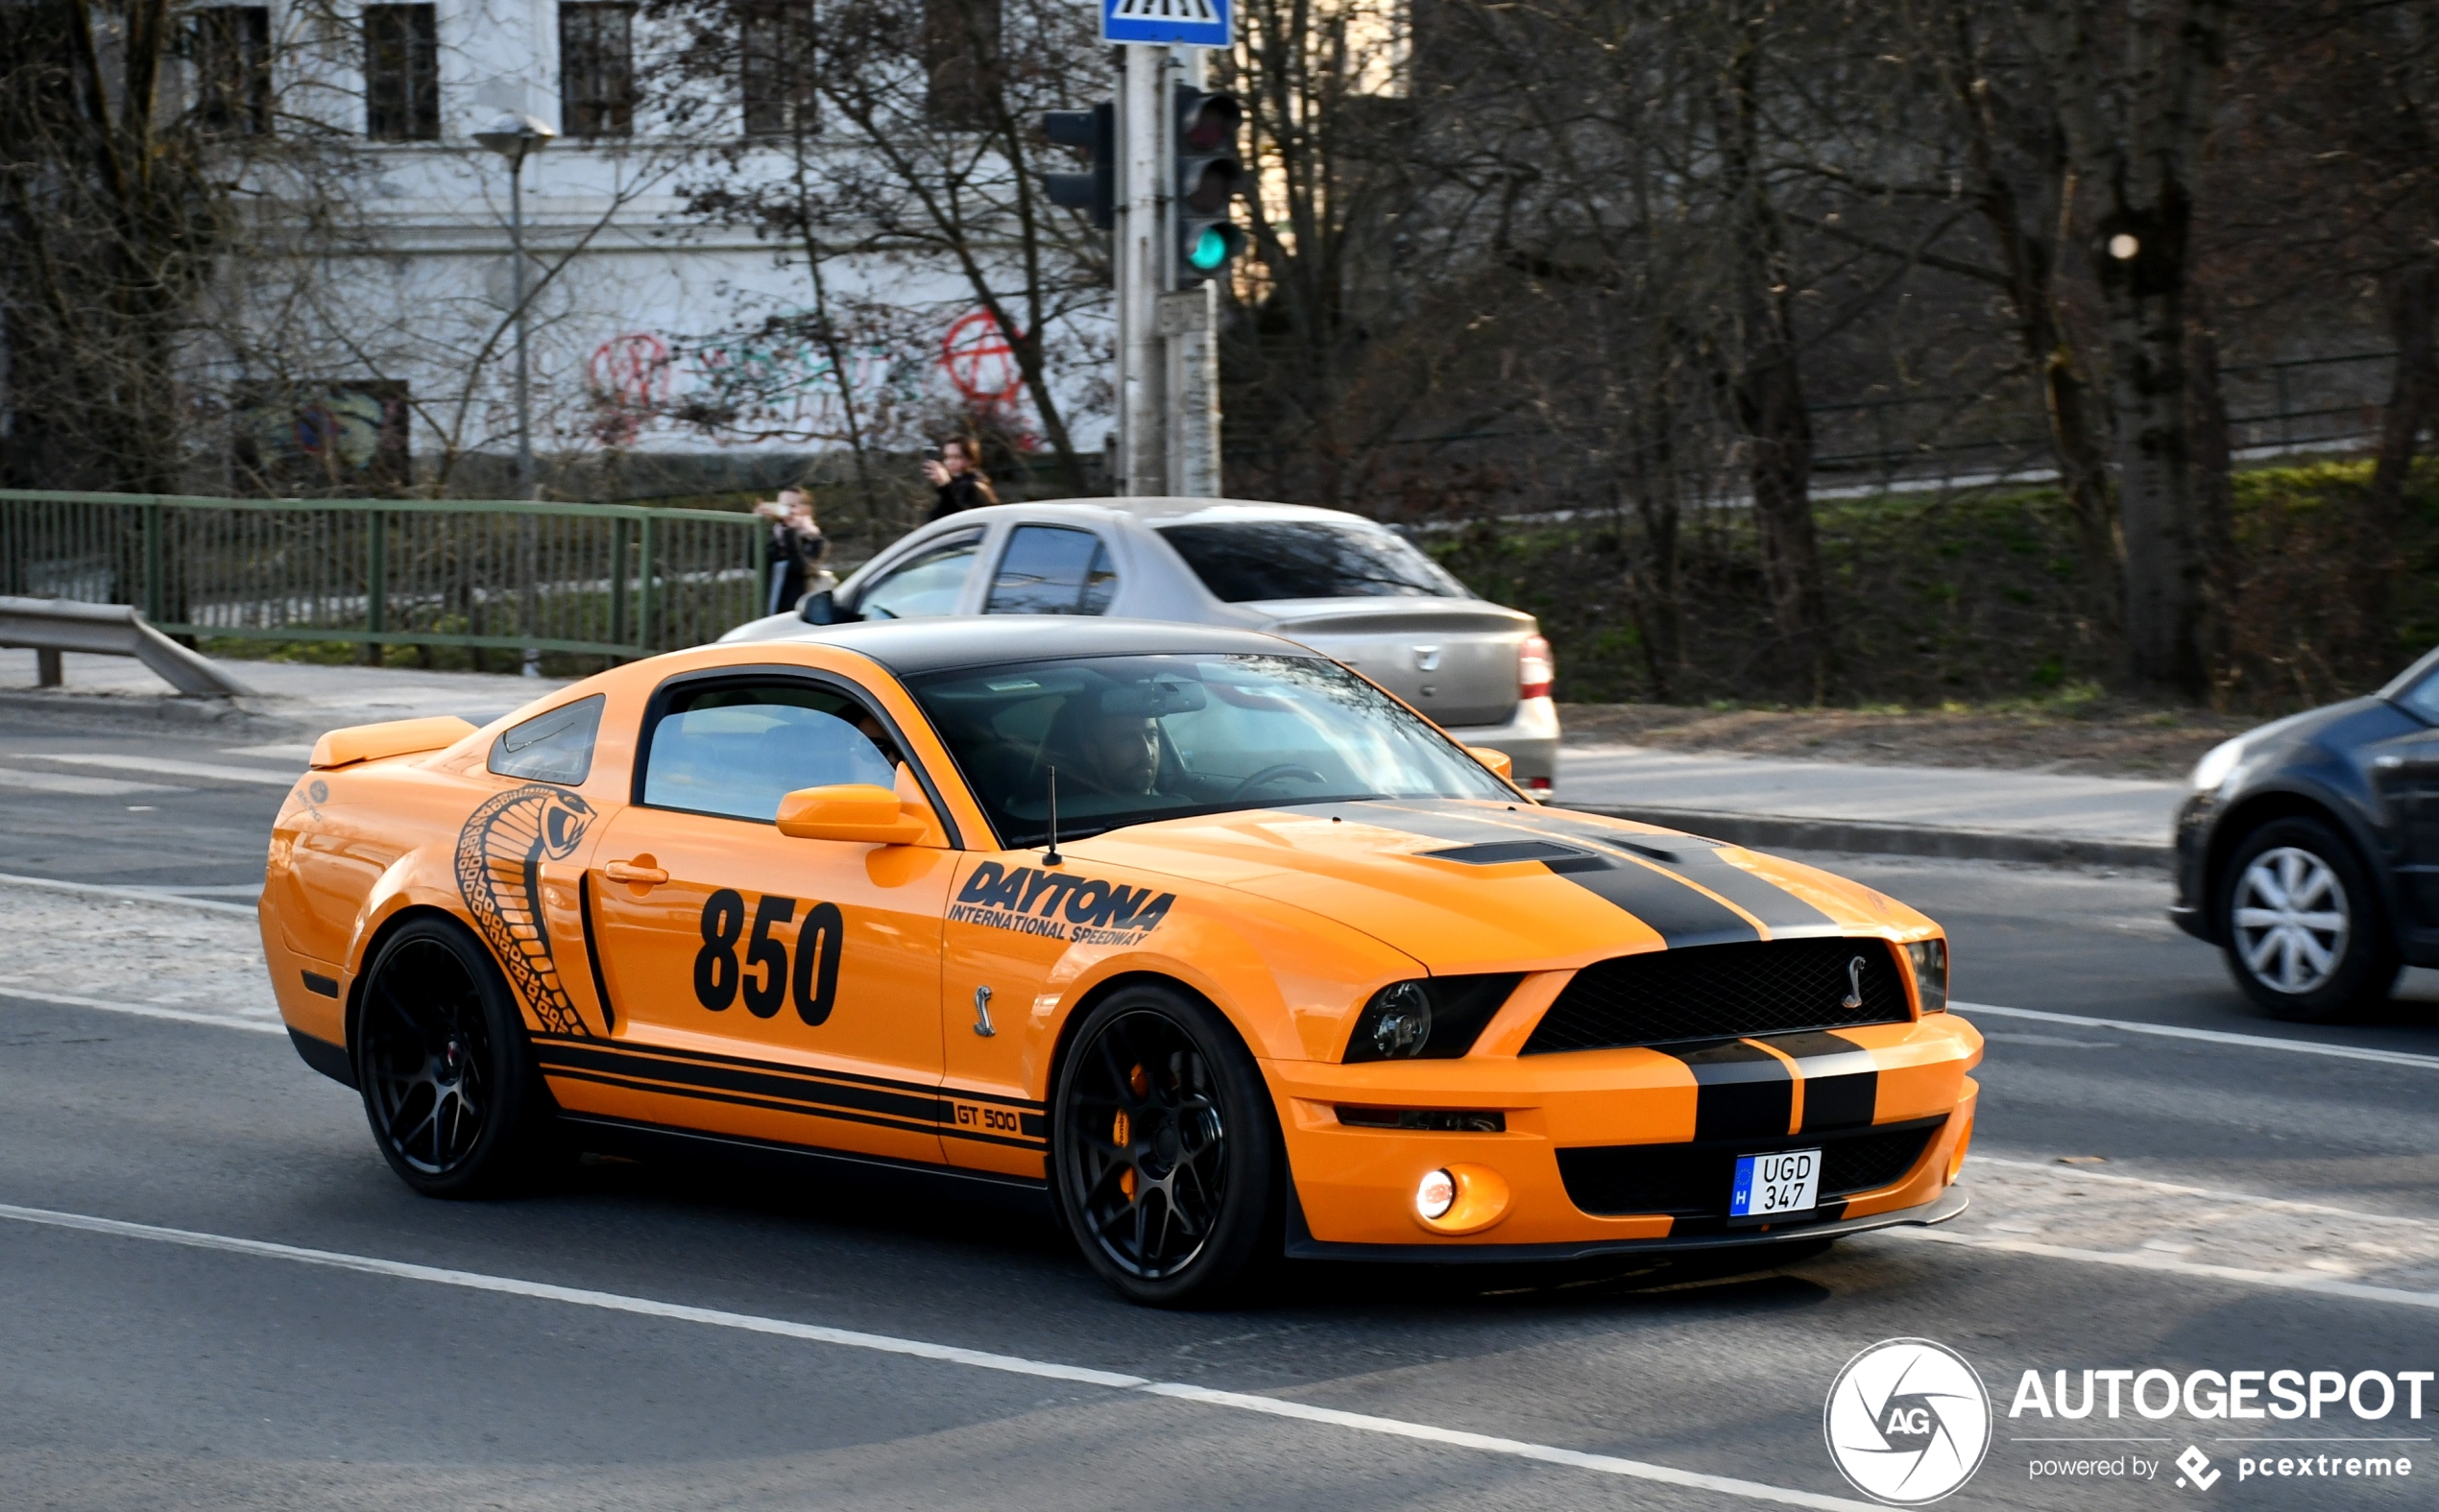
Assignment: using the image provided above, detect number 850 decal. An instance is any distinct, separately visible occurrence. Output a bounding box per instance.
[694,889,843,1025]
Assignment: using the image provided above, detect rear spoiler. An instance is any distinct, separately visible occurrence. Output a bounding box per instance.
[310,715,478,770]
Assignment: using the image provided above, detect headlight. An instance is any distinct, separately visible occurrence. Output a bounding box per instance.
[2190,736,2246,793]
[1904,939,1947,1013]
[1343,973,1523,1061]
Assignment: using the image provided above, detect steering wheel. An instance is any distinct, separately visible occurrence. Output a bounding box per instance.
[1230,763,1328,799]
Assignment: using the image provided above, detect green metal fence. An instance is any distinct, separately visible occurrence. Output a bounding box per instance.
[0,490,764,660]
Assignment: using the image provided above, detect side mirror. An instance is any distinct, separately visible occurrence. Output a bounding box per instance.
[1465,745,1515,781]
[775,783,930,844]
[799,588,858,625]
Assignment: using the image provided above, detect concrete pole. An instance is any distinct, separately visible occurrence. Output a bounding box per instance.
[1114,44,1167,496]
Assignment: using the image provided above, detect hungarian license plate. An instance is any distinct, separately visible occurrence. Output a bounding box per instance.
[1730,1148,1821,1218]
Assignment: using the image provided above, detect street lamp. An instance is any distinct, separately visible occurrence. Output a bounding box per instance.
[474,110,556,677]
[473,111,556,492]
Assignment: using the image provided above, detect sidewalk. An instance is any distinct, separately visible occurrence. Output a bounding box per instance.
[0,648,2183,866]
[1559,743,2184,868]
[0,648,566,741]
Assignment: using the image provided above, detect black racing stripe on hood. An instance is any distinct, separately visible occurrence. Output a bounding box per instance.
[1317,801,1760,948]
[1522,812,1841,938]
[1762,1030,1880,1133]
[1654,1038,1793,1141]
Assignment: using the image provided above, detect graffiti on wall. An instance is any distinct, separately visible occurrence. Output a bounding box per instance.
[584,308,1036,450]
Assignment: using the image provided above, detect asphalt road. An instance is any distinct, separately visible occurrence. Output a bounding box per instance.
[2,715,2435,1511]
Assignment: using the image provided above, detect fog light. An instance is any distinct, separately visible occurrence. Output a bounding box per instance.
[1415,1168,1457,1220]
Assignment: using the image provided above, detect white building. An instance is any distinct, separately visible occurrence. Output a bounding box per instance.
[191,0,1110,498]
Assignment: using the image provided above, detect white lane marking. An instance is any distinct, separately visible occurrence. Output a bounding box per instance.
[0,766,183,797]
[1139,1380,1870,1505]
[0,988,285,1034]
[0,1201,1879,1512]
[138,884,267,898]
[1968,1154,2439,1229]
[0,873,257,916]
[1896,1228,2439,1312]
[217,744,314,762]
[1955,1000,2439,1072]
[27,754,302,787]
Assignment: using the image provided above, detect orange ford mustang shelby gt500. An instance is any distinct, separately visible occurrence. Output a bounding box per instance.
[261,619,1979,1305]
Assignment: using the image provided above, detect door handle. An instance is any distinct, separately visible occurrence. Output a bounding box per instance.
[604,858,668,886]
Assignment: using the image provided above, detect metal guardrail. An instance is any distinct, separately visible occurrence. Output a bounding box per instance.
[0,595,254,695]
[0,491,762,660]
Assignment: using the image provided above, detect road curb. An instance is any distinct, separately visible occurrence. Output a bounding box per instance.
[1568,803,2173,870]
[0,689,314,740]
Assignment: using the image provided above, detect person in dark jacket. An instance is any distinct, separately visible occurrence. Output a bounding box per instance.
[924,437,1000,520]
[755,486,829,614]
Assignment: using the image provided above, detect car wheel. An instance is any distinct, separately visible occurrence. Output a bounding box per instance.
[2217,817,2397,1021]
[354,915,551,1197]
[1050,984,1281,1308]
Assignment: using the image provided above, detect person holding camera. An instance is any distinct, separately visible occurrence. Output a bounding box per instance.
[923,437,1000,521]
[754,486,831,614]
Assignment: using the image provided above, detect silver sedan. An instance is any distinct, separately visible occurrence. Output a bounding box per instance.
[719,496,1560,789]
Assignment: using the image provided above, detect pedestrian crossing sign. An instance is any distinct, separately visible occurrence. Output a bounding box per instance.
[1102,0,1230,48]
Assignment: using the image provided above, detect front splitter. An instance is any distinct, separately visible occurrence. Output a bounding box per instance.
[1283,1184,1970,1263]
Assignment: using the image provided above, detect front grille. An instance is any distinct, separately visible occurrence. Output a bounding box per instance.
[1523,937,1909,1054]
[1556,1118,1944,1219]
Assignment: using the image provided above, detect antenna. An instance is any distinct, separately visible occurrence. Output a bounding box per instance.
[1043,766,1063,866]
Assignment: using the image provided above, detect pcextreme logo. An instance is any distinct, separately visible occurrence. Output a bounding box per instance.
[1824,1338,1994,1505]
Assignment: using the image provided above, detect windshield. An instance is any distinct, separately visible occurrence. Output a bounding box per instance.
[905,653,1512,847]
[1155,520,1465,602]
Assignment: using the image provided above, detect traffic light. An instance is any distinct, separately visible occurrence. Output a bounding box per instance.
[1171,87,1244,287]
[1040,102,1115,229]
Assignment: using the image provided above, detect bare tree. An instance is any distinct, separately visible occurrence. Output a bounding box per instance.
[1,0,244,491]
[2019,0,2232,696]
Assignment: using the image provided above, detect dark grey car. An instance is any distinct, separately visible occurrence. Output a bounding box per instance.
[2171,646,2439,1019]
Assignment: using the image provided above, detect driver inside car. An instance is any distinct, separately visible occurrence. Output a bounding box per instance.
[1075,710,1164,797]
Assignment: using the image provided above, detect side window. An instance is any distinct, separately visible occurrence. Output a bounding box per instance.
[986,525,1118,615]
[2400,669,2439,725]
[489,694,605,784]
[856,530,983,619]
[641,682,905,822]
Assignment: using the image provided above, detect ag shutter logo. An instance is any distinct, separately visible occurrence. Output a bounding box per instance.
[1824,1338,1993,1505]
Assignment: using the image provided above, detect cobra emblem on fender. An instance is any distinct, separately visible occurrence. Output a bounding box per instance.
[455,785,598,1036]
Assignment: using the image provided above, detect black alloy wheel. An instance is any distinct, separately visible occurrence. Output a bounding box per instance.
[1051,985,1280,1307]
[2217,816,2398,1021]
[355,915,550,1196]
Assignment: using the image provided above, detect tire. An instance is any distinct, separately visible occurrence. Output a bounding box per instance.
[1050,984,1282,1308]
[353,914,553,1197]
[2217,817,2398,1021]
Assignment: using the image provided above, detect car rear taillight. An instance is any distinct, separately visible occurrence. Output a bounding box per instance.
[1518,636,1554,700]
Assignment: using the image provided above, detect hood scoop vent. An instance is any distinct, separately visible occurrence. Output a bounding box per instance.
[1422,839,1615,874]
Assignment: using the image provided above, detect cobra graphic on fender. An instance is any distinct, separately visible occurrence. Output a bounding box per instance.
[949,862,1174,945]
[454,784,598,1036]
